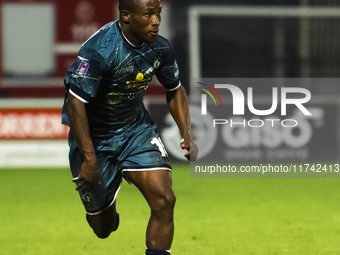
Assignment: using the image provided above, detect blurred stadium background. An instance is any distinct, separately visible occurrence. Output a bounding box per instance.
[1,0,340,254]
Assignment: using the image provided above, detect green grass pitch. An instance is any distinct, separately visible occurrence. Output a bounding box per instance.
[1,165,340,255]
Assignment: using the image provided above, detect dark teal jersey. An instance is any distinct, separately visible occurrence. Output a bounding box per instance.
[62,21,180,136]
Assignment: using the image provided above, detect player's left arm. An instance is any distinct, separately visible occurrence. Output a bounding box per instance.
[166,85,198,161]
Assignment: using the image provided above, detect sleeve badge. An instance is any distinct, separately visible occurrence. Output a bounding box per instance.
[76,60,90,76]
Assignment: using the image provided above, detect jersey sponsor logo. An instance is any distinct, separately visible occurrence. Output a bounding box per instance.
[106,73,150,105]
[76,60,90,76]
[125,72,151,90]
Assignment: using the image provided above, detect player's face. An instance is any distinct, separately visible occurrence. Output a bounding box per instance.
[128,0,162,44]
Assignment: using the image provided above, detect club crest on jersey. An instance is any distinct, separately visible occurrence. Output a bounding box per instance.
[76,60,90,76]
[154,58,161,69]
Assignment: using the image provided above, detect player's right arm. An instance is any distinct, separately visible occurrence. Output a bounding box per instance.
[64,46,108,191]
[67,93,100,191]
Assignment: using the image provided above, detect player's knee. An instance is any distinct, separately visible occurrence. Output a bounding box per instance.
[151,191,176,216]
[94,228,112,239]
[86,213,119,239]
[92,219,119,239]
[88,222,113,239]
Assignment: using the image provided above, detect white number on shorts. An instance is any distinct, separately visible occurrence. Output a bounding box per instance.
[151,137,167,157]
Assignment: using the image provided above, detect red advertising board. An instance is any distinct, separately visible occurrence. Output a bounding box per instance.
[0,108,68,140]
[55,0,115,76]
[56,0,115,43]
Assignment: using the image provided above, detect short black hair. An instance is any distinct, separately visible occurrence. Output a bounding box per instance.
[118,0,139,12]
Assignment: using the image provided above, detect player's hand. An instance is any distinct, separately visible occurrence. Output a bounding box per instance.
[180,137,198,161]
[73,159,100,192]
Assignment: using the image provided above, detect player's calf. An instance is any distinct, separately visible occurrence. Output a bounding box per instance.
[146,190,176,249]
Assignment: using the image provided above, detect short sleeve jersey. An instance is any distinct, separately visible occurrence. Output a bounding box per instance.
[62,21,180,134]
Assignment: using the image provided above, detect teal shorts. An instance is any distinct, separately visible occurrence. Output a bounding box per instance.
[68,114,172,215]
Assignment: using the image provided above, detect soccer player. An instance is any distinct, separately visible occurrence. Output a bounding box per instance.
[61,0,198,254]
